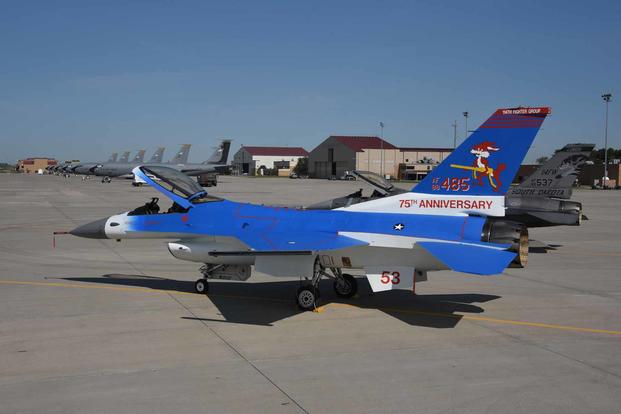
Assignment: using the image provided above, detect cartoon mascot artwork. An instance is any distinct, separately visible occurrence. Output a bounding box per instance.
[450,141,506,191]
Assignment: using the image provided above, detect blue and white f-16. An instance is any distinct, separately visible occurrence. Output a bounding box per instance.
[70,107,551,310]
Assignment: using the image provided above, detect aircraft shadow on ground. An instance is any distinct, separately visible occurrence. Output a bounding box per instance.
[528,241,563,254]
[63,275,500,328]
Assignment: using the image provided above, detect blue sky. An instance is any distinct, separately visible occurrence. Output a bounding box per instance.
[1,0,619,163]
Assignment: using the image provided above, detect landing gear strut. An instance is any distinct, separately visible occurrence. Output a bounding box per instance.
[295,259,358,311]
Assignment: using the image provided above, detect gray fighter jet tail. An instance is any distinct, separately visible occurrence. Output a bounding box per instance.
[149,147,165,163]
[509,143,595,199]
[203,140,232,165]
[108,153,118,163]
[119,151,131,163]
[131,150,146,163]
[169,144,191,164]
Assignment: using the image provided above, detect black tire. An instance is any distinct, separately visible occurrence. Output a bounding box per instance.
[194,278,209,294]
[333,274,358,298]
[296,285,320,311]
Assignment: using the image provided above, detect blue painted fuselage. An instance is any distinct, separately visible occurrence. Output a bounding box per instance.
[125,199,487,251]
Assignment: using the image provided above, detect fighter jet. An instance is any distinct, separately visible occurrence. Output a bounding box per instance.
[69,107,550,310]
[504,143,594,227]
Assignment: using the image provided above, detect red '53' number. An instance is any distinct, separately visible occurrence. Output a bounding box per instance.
[380,271,401,284]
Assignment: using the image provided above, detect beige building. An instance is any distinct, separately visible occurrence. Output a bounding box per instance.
[308,135,452,179]
[233,146,309,176]
[17,158,57,173]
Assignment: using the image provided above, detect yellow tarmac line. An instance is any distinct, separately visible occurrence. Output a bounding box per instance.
[320,303,621,336]
[2,279,621,336]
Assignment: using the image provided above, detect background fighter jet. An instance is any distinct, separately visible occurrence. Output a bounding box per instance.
[69,108,549,310]
[504,143,595,227]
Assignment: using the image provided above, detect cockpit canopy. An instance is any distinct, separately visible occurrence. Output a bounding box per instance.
[142,166,204,199]
[137,166,222,208]
[352,170,404,196]
[306,170,407,210]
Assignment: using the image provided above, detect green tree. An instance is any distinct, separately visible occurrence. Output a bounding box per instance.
[293,157,308,175]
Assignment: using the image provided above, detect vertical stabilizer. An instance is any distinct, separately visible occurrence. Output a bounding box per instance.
[413,107,551,196]
[169,144,191,164]
[509,143,594,199]
[131,150,146,163]
[149,147,165,163]
[203,140,232,164]
[119,151,131,163]
[340,107,551,217]
[108,153,118,163]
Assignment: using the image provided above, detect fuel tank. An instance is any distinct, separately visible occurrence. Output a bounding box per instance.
[167,238,255,265]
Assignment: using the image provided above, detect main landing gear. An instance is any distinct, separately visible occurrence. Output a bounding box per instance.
[101,176,111,184]
[194,278,209,294]
[295,259,358,311]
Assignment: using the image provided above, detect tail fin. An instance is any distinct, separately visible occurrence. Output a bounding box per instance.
[169,144,191,164]
[131,149,146,163]
[413,107,551,196]
[119,151,131,163]
[509,143,594,199]
[149,147,165,163]
[108,152,118,163]
[203,139,232,164]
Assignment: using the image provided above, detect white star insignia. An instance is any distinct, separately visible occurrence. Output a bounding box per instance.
[393,223,405,231]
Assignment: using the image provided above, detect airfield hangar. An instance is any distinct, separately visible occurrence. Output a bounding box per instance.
[308,135,452,180]
[233,146,309,176]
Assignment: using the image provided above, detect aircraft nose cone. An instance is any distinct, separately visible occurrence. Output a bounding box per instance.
[70,218,108,239]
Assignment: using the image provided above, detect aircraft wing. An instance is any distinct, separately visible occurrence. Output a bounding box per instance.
[236,231,368,253]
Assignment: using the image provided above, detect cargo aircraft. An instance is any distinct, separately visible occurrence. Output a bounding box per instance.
[73,150,148,176]
[93,140,231,183]
[69,107,550,310]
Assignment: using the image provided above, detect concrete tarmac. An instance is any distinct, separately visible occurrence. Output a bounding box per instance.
[0,174,620,413]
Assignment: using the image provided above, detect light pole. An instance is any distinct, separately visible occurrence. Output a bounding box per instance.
[602,93,612,188]
[452,120,457,149]
[463,112,469,140]
[379,121,385,177]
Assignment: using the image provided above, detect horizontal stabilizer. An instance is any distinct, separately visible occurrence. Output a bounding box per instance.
[418,241,515,275]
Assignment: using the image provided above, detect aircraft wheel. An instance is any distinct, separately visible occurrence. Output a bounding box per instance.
[194,278,209,294]
[296,285,320,311]
[334,274,357,298]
